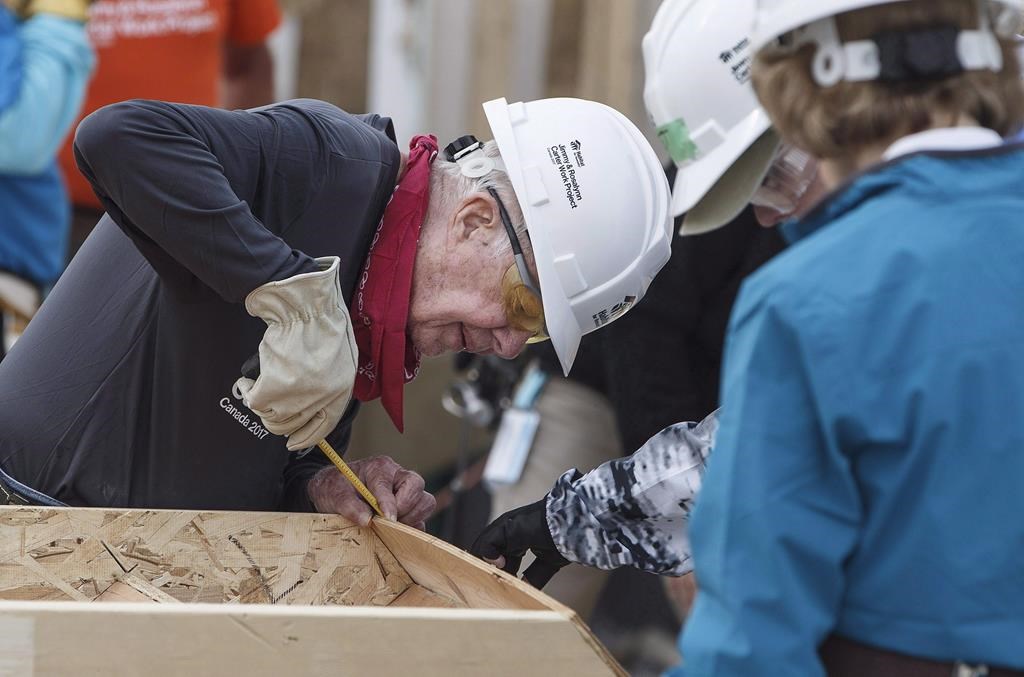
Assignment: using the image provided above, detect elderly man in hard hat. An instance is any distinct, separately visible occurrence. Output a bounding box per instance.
[0,96,671,524]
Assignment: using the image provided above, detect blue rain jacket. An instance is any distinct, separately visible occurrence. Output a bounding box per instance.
[676,141,1024,675]
[0,8,93,287]
[0,9,20,112]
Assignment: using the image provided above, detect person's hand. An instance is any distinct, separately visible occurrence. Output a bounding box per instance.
[234,257,358,451]
[664,573,698,622]
[308,456,436,529]
[470,498,569,589]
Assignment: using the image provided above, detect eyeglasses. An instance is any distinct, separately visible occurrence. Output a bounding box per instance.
[487,187,549,344]
[750,144,817,217]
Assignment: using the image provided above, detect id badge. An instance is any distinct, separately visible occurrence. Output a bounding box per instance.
[482,408,541,487]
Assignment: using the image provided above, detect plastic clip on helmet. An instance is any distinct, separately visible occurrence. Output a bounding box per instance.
[643,0,783,235]
[472,97,672,375]
[751,0,1024,86]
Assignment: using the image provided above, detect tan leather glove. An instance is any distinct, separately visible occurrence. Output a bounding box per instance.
[233,256,358,451]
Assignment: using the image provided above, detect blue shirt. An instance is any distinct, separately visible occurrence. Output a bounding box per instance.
[676,142,1024,675]
[0,9,21,112]
[0,8,94,287]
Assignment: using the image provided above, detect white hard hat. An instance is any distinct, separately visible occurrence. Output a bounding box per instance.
[483,97,672,375]
[751,0,1023,85]
[642,0,779,234]
[752,0,909,53]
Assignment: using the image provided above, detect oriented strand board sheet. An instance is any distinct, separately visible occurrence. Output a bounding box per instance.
[0,507,626,676]
[0,508,418,607]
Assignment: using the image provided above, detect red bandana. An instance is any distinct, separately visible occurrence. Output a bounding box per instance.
[351,135,438,431]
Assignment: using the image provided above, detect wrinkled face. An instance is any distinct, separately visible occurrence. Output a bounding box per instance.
[409,291,536,359]
[407,192,537,360]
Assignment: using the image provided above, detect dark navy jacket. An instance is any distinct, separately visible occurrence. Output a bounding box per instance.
[0,99,401,510]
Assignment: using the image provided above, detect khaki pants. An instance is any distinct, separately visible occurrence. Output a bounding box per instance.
[490,378,622,620]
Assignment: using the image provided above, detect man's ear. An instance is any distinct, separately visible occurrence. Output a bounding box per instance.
[453,193,499,243]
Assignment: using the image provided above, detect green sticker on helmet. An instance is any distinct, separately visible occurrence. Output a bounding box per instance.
[657,119,699,165]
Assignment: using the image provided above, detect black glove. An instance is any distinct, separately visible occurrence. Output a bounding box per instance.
[470,497,570,589]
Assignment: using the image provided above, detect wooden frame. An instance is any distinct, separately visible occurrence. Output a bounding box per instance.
[0,506,624,676]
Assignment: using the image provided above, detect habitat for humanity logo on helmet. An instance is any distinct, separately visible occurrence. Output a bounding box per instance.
[547,140,586,210]
[593,295,637,328]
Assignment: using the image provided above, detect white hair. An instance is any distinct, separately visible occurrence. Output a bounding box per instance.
[428,141,531,259]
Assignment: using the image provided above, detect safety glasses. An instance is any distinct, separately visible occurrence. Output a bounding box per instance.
[487,187,549,344]
[750,144,817,218]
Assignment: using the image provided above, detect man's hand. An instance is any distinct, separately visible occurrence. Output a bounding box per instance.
[308,456,436,529]
[470,498,570,589]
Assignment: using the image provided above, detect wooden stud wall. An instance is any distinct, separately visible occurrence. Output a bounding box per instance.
[290,0,372,111]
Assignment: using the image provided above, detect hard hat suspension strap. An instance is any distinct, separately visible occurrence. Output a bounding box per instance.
[786,3,1007,87]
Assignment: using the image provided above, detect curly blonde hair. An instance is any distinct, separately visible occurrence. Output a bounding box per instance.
[752,0,1024,161]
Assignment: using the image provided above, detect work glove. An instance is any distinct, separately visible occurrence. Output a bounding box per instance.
[470,497,570,589]
[233,256,358,451]
[7,0,94,21]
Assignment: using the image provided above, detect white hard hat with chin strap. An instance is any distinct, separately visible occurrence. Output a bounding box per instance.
[752,0,1024,86]
[642,0,785,235]
[452,98,672,376]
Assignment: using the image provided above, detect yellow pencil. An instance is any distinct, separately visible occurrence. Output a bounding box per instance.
[316,439,386,519]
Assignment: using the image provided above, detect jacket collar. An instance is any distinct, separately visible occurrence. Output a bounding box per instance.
[882,126,1003,161]
[783,127,1007,245]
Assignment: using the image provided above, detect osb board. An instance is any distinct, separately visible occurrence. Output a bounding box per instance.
[375,518,555,611]
[376,519,627,675]
[0,601,622,676]
[0,508,418,607]
[0,507,626,676]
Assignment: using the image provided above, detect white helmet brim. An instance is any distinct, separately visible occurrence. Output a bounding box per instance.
[679,128,780,236]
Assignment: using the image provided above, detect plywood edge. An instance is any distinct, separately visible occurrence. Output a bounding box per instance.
[372,518,557,611]
[0,599,561,621]
[371,519,627,676]
[568,616,630,677]
[0,600,617,677]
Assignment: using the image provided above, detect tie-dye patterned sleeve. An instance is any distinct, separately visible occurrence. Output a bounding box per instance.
[544,410,718,576]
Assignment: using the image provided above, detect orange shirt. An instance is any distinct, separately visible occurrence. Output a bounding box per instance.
[61,0,282,208]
